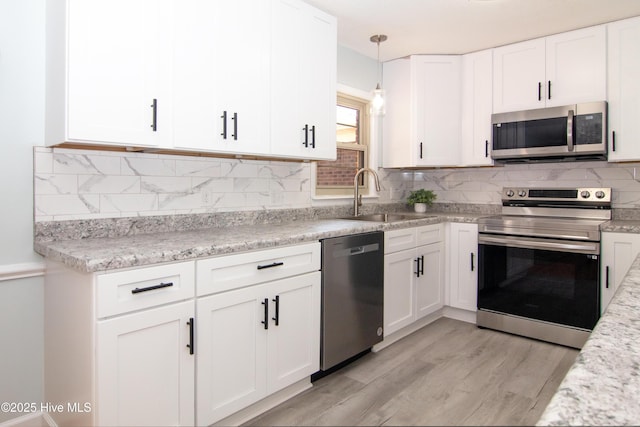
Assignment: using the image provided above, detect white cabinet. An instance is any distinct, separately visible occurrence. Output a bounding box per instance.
[46,0,174,148]
[172,0,270,155]
[270,0,337,160]
[447,223,478,312]
[607,16,640,162]
[47,0,337,161]
[600,232,640,313]
[195,243,321,426]
[493,25,606,113]
[461,49,494,166]
[383,224,444,336]
[383,55,461,168]
[45,260,196,427]
[96,301,195,426]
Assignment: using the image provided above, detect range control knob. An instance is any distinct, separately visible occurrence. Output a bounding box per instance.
[518,190,527,197]
[505,189,515,197]
[580,190,591,198]
[595,191,606,199]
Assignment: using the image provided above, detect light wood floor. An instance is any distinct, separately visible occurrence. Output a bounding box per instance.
[244,317,578,427]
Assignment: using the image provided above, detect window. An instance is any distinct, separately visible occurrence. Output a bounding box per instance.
[315,93,370,197]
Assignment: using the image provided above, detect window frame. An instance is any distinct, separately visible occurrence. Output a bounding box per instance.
[315,92,370,197]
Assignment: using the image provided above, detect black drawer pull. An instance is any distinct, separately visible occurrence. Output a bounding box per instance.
[221,111,227,139]
[612,131,616,152]
[257,261,284,270]
[150,99,157,132]
[470,253,475,272]
[272,295,280,326]
[261,298,269,330]
[605,265,610,289]
[303,124,309,147]
[131,281,174,294]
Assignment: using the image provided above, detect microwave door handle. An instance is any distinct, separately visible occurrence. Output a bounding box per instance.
[567,109,575,152]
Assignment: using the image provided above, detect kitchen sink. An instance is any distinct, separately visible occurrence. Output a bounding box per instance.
[340,213,419,223]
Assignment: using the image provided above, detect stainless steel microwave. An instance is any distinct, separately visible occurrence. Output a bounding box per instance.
[491,101,607,162]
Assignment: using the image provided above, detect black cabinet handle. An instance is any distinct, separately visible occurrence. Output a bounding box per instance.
[485,140,489,158]
[257,261,284,270]
[221,111,227,139]
[548,80,551,100]
[612,131,616,152]
[186,318,194,355]
[261,298,269,330]
[470,253,475,272]
[606,265,610,289]
[310,125,316,148]
[414,257,420,277]
[302,124,309,147]
[420,255,424,276]
[131,281,174,294]
[538,82,542,101]
[150,99,157,132]
[419,142,423,159]
[232,112,238,140]
[272,295,280,326]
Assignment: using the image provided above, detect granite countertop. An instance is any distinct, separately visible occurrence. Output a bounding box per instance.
[601,220,640,233]
[537,254,640,426]
[35,212,482,273]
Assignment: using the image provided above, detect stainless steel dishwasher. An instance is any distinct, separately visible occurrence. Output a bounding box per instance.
[319,231,384,371]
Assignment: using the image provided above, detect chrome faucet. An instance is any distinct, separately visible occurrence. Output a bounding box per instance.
[353,167,381,216]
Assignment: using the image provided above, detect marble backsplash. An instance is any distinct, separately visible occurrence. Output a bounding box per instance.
[34,147,640,223]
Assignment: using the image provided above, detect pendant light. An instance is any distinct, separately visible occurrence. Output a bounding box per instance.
[370,34,387,116]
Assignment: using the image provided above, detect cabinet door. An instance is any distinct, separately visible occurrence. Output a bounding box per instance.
[413,56,461,166]
[196,286,267,425]
[266,272,321,393]
[461,49,494,166]
[447,223,478,312]
[601,232,640,313]
[492,38,546,113]
[545,25,606,107]
[173,0,270,155]
[382,58,412,168]
[66,0,173,147]
[415,242,444,319]
[384,248,417,335]
[96,301,194,426]
[271,0,337,160]
[607,16,640,162]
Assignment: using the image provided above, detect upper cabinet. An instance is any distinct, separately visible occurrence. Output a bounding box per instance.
[46,0,174,148]
[607,16,640,162]
[46,0,337,161]
[493,25,606,113]
[383,55,462,168]
[461,49,494,166]
[172,0,270,155]
[270,0,337,160]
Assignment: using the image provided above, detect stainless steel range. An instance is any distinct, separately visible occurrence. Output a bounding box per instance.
[477,187,611,348]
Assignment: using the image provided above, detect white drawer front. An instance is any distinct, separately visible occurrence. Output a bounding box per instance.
[384,228,417,254]
[196,242,321,296]
[416,224,443,246]
[96,261,195,318]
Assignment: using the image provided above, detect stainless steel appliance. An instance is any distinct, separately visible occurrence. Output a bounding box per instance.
[477,187,611,348]
[491,101,607,162]
[319,232,384,371]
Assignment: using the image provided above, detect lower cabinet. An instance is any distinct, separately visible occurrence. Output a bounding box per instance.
[384,224,444,336]
[601,232,640,313]
[44,242,321,427]
[196,272,320,425]
[96,301,195,426]
[447,223,478,312]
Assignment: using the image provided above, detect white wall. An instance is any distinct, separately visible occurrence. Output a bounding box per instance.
[0,0,46,423]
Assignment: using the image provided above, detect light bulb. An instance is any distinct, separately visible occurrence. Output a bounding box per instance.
[371,85,385,116]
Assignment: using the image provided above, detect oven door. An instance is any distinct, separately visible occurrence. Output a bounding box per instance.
[478,234,600,331]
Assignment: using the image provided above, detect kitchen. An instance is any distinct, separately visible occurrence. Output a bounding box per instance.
[3,0,640,426]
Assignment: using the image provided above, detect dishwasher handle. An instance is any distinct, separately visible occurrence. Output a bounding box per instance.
[332,243,380,258]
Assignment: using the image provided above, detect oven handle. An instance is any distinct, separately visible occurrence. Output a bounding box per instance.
[478,234,599,255]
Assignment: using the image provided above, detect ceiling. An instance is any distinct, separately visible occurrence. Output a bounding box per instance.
[304,0,640,61]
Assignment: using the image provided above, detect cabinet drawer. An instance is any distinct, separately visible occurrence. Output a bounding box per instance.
[385,228,417,254]
[416,224,443,246]
[96,261,195,318]
[197,242,321,296]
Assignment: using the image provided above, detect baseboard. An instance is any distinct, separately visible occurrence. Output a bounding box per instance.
[373,309,444,352]
[212,378,312,426]
[0,412,56,427]
[442,306,476,324]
